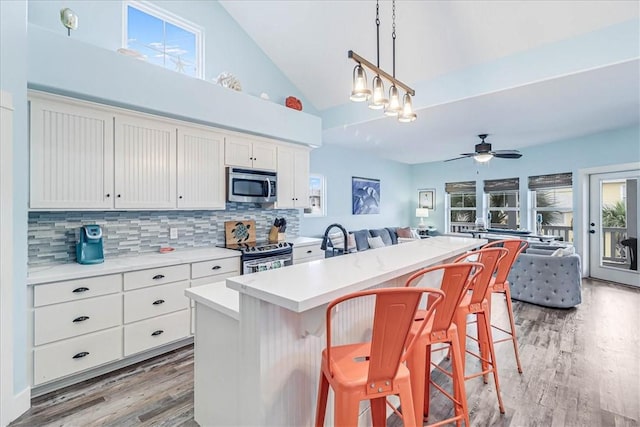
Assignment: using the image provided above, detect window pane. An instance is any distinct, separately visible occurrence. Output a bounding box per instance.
[451,192,476,208]
[127,6,164,66]
[489,191,519,208]
[450,210,477,223]
[535,187,572,209]
[489,210,520,229]
[165,21,197,77]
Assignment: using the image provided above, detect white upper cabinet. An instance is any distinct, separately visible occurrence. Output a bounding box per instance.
[177,125,225,210]
[29,96,114,209]
[225,135,277,171]
[114,113,177,209]
[276,145,310,209]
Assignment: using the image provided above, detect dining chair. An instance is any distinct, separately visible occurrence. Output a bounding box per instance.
[482,239,529,373]
[315,286,445,427]
[404,262,482,426]
[453,247,509,414]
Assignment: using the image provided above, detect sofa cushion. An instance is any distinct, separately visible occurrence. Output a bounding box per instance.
[385,227,398,244]
[367,236,386,249]
[370,228,392,246]
[396,227,412,238]
[352,229,371,251]
[551,246,575,257]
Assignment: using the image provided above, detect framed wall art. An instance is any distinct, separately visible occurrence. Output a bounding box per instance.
[418,189,435,210]
[352,176,380,215]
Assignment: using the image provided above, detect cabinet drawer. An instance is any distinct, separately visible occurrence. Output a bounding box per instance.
[33,327,122,385]
[191,257,239,280]
[124,281,189,324]
[34,274,122,307]
[124,310,190,356]
[34,294,122,346]
[293,245,324,262]
[123,264,189,291]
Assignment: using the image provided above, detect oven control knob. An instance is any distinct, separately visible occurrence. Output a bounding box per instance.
[251,247,256,251]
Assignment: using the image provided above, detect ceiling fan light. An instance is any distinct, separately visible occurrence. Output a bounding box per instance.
[369,75,388,109]
[398,93,417,123]
[474,153,493,163]
[350,64,371,102]
[384,85,401,116]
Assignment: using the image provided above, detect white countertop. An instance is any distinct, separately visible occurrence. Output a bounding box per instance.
[226,236,485,313]
[186,282,240,320]
[27,247,240,285]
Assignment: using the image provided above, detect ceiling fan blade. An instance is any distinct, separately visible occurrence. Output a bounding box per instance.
[491,149,521,154]
[444,155,471,162]
[459,152,476,156]
[493,152,522,159]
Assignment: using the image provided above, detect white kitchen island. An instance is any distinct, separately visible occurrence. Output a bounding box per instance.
[185,236,485,426]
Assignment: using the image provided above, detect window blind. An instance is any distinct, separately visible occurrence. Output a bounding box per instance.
[528,172,572,190]
[484,178,519,192]
[445,181,476,193]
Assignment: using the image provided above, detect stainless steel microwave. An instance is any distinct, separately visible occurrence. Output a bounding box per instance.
[227,167,277,203]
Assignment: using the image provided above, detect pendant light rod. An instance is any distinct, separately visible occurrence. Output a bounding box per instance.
[348,50,415,96]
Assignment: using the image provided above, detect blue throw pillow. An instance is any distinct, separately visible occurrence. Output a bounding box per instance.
[352,229,371,251]
[370,228,392,246]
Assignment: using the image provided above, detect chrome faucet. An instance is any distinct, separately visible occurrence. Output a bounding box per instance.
[320,223,348,255]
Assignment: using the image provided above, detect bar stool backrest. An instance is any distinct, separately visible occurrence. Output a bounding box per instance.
[483,239,529,284]
[405,262,482,337]
[455,247,509,305]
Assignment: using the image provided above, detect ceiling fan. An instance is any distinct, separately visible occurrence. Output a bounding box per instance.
[445,134,522,163]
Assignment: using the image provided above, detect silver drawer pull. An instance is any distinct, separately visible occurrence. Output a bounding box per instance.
[151,330,164,336]
[211,265,221,270]
[152,274,165,280]
[152,299,165,305]
[73,351,90,359]
[73,316,90,323]
[72,287,90,293]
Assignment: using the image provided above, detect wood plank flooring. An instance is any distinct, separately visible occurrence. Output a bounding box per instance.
[10,278,640,426]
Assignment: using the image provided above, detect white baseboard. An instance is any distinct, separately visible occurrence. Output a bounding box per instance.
[3,387,30,427]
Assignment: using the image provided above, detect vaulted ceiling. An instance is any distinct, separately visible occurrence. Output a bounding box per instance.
[220,1,640,164]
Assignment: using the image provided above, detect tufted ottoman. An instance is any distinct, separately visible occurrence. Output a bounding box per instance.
[507,249,582,308]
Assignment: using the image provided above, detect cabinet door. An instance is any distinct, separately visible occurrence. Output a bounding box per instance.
[293,148,310,207]
[29,97,114,209]
[276,146,296,209]
[251,141,277,171]
[114,114,176,209]
[225,136,253,168]
[177,126,225,209]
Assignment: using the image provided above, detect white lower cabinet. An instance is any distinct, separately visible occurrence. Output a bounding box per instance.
[33,328,122,385]
[124,309,190,356]
[30,253,239,390]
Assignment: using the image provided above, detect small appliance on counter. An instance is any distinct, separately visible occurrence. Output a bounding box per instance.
[76,224,104,264]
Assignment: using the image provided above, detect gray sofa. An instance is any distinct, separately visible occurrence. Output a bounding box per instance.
[325,227,411,256]
[507,245,582,308]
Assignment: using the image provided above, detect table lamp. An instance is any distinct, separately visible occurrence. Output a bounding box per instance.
[416,208,429,229]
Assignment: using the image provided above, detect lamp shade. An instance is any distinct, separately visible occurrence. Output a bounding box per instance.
[474,153,493,163]
[350,64,371,102]
[415,208,429,218]
[398,93,417,122]
[369,75,388,109]
[384,85,402,116]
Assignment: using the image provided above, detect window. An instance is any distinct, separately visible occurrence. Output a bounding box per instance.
[304,174,326,217]
[124,1,203,78]
[529,172,573,242]
[445,181,476,233]
[484,178,520,230]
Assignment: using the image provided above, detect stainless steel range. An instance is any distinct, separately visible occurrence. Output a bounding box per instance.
[222,241,293,274]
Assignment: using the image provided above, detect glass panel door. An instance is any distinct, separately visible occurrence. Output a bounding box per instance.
[589,170,639,287]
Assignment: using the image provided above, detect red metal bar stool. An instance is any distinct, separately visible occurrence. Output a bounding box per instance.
[404,262,483,426]
[453,247,509,414]
[482,239,529,373]
[315,286,445,427]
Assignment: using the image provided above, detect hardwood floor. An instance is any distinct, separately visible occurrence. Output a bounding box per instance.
[11,278,640,426]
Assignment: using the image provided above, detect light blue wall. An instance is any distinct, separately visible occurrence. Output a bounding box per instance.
[28,0,318,115]
[0,0,28,395]
[27,1,321,146]
[410,125,640,252]
[300,144,412,237]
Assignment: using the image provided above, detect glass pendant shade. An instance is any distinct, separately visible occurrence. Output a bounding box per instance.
[384,85,402,116]
[350,65,371,102]
[368,75,388,109]
[474,153,493,163]
[398,93,417,122]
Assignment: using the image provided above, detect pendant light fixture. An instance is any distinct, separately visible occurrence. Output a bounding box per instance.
[349,0,416,122]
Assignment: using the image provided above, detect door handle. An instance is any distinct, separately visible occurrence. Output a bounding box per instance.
[589,230,595,234]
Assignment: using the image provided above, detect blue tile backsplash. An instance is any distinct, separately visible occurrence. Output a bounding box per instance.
[28,203,300,266]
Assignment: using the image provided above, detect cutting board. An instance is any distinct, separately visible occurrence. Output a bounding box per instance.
[225,220,256,244]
